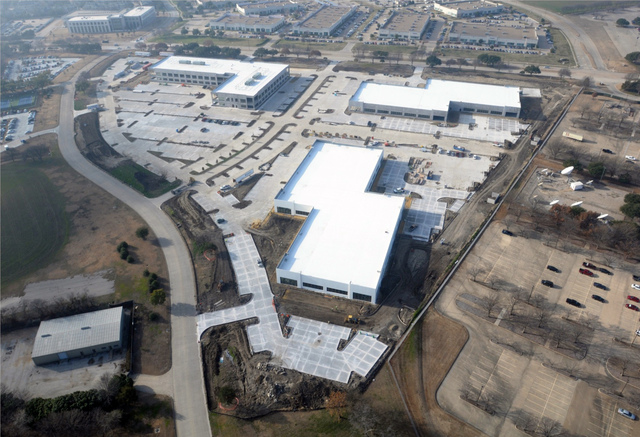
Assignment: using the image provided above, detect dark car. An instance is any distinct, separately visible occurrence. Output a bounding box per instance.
[633,274,640,281]
[593,282,608,290]
[566,298,581,308]
[501,229,514,236]
[626,304,640,311]
[541,280,554,287]
[592,295,605,303]
[216,218,226,224]
[602,148,614,154]
[583,262,597,269]
[547,265,560,273]
[579,268,594,276]
[598,267,612,275]
[628,295,640,303]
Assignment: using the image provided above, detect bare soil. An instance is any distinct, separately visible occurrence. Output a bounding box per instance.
[33,85,63,132]
[392,309,481,437]
[1,134,171,376]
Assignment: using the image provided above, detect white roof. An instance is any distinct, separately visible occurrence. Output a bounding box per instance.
[124,6,154,17]
[350,79,521,112]
[151,56,288,98]
[32,307,123,358]
[276,142,404,290]
[68,15,110,22]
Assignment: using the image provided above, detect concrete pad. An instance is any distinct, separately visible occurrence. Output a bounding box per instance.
[196,233,387,383]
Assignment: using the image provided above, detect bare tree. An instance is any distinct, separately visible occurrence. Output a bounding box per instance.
[483,290,502,318]
[558,68,572,80]
[468,267,485,282]
[507,294,519,317]
[533,305,552,329]
[544,140,564,159]
[539,417,564,437]
[580,76,593,87]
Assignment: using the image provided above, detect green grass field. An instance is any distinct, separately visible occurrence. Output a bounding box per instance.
[1,163,69,285]
[109,161,181,198]
[521,1,637,15]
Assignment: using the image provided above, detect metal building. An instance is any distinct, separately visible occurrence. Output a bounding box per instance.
[32,307,125,365]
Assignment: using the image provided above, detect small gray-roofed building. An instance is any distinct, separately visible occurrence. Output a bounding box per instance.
[448,22,539,48]
[32,307,125,365]
[293,5,356,36]
[236,0,301,16]
[379,11,430,40]
[210,13,286,33]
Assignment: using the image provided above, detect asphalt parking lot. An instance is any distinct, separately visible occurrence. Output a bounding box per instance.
[586,396,634,437]
[522,364,577,426]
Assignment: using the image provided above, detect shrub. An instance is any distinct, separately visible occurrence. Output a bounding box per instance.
[135,226,149,240]
[149,312,160,322]
[143,269,150,277]
[119,249,129,260]
[149,280,160,292]
[116,241,128,252]
[149,273,158,281]
[217,386,236,404]
[126,255,134,264]
[150,289,166,305]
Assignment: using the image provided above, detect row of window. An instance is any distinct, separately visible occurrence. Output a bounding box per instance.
[280,277,370,301]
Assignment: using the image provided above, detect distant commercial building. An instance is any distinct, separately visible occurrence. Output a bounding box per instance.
[236,0,301,16]
[349,79,521,121]
[150,56,290,109]
[210,13,286,33]
[275,141,404,304]
[32,307,125,365]
[434,1,503,18]
[378,11,430,40]
[66,6,155,34]
[292,5,356,36]
[448,22,539,48]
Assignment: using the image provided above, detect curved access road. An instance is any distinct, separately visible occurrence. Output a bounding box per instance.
[56,57,211,437]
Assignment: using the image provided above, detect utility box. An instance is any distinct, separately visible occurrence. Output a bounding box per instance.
[570,181,584,191]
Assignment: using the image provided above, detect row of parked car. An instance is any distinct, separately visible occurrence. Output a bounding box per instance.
[542,261,640,310]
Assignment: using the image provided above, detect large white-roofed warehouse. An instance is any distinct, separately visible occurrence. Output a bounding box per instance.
[349,79,521,121]
[31,307,126,365]
[274,141,405,304]
[150,56,290,109]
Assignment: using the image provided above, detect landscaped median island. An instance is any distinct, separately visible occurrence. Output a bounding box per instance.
[74,112,180,197]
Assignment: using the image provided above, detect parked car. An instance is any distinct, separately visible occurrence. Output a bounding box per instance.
[593,282,608,290]
[626,304,640,311]
[617,408,637,420]
[598,267,612,275]
[579,268,594,276]
[627,295,640,303]
[566,298,581,308]
[632,283,640,291]
[541,280,554,287]
[547,265,560,273]
[216,218,226,224]
[583,262,597,269]
[501,229,514,236]
[591,295,605,303]
[633,275,640,281]
[602,149,614,154]
[393,187,405,194]
[219,185,232,191]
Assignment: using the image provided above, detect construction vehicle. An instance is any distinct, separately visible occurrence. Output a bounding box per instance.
[345,315,361,325]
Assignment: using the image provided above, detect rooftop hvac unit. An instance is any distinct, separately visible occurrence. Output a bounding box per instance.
[253,72,262,79]
[193,61,206,65]
[245,79,254,85]
[179,60,192,64]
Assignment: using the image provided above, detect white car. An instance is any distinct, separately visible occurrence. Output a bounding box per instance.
[617,408,637,420]
[393,187,405,194]
[625,156,637,161]
[632,283,640,291]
